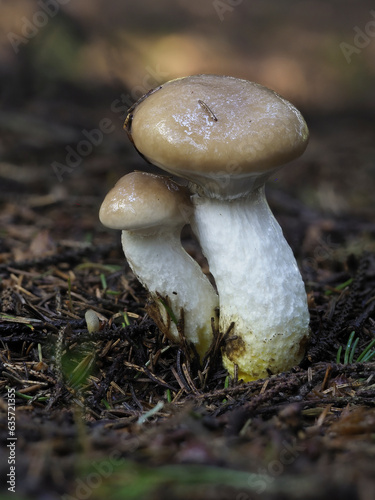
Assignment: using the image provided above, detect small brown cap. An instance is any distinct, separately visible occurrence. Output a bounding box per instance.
[99,171,191,231]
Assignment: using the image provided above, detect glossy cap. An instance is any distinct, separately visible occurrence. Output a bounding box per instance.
[127,75,309,198]
[99,171,191,231]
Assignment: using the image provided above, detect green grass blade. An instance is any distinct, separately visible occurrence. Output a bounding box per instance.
[360,349,375,362]
[348,337,359,364]
[344,331,356,364]
[356,339,375,362]
[158,298,178,325]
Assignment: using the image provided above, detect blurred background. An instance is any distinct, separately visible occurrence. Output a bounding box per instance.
[0,0,374,263]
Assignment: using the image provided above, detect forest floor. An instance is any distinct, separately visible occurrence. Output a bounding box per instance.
[0,78,375,500]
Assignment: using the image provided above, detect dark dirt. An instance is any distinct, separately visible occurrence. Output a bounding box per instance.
[1,2,375,499]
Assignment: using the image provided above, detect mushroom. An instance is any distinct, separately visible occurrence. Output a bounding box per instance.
[99,171,218,358]
[85,309,100,333]
[125,74,310,381]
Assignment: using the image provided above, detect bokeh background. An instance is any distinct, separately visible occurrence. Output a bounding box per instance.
[0,0,374,260]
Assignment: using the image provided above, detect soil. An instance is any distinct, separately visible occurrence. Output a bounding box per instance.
[1,3,375,499]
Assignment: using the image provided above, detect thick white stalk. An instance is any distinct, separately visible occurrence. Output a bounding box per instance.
[191,186,310,380]
[121,227,218,357]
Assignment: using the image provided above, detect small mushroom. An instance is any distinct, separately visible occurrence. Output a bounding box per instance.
[85,309,100,333]
[125,75,310,381]
[99,171,218,357]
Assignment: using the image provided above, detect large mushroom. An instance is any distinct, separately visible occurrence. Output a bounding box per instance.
[99,171,219,358]
[125,74,310,381]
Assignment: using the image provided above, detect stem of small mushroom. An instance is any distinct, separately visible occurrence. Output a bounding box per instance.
[121,227,218,358]
[191,185,310,380]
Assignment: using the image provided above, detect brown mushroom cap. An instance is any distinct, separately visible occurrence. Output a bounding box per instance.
[99,171,191,231]
[128,75,309,196]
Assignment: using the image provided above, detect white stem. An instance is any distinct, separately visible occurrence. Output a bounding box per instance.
[191,186,309,380]
[121,227,218,356]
